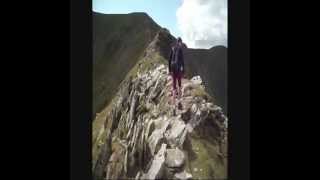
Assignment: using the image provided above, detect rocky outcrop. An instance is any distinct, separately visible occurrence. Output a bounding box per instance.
[165,148,185,168]
[93,51,228,179]
[184,46,228,114]
[140,143,167,179]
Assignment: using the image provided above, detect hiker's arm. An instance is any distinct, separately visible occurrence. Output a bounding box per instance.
[181,49,185,74]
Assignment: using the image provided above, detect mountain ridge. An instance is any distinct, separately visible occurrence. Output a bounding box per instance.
[93,51,228,180]
[93,14,228,179]
[93,12,227,116]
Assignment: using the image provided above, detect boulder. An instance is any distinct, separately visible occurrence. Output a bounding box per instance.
[165,119,187,148]
[165,148,185,168]
[190,76,202,85]
[148,119,170,156]
[174,170,193,180]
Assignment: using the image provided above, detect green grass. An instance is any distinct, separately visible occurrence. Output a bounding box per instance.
[92,127,109,172]
[92,94,120,170]
[185,134,227,179]
[123,52,167,81]
[190,85,213,102]
[92,13,170,172]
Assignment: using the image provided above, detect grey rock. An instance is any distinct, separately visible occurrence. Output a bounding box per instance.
[148,118,170,156]
[165,119,186,148]
[141,143,167,179]
[145,119,155,139]
[190,75,202,85]
[135,171,141,179]
[165,148,185,168]
[174,170,192,180]
[93,61,229,180]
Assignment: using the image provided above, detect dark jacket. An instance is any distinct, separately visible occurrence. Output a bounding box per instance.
[169,44,184,74]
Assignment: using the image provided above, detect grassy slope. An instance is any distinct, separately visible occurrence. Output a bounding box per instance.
[184,46,228,114]
[93,12,161,116]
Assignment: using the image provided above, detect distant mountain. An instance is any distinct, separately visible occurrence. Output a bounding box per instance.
[184,46,227,113]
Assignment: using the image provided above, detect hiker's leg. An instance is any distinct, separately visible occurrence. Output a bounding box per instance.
[172,73,177,91]
[175,74,179,96]
[177,73,182,98]
[170,73,175,96]
[172,73,177,103]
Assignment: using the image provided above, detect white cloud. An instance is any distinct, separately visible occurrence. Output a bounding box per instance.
[176,0,227,49]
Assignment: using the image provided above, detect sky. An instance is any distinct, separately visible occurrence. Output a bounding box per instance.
[93,0,227,49]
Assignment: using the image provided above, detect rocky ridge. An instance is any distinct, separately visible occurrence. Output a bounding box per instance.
[93,63,228,179]
[92,29,228,180]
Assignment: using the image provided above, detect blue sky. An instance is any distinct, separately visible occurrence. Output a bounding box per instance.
[93,0,182,38]
[93,0,228,49]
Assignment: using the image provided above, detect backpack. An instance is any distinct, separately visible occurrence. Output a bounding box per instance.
[170,46,180,73]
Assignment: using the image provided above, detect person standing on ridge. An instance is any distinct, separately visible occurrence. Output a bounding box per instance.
[169,37,185,103]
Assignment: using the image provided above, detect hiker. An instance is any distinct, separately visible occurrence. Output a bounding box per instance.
[169,37,185,100]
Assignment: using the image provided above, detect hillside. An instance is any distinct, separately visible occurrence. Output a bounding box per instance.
[93,12,163,116]
[184,46,228,113]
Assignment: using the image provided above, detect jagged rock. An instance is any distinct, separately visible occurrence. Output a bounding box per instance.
[108,106,122,134]
[93,57,228,180]
[212,105,222,114]
[130,116,142,149]
[128,91,139,124]
[93,135,112,180]
[135,171,141,179]
[105,144,125,180]
[191,104,197,114]
[124,146,128,174]
[148,118,170,156]
[174,170,192,180]
[141,143,167,179]
[165,118,187,148]
[181,82,193,97]
[190,75,202,85]
[180,108,191,122]
[205,102,215,111]
[151,104,161,118]
[179,96,196,114]
[145,119,156,139]
[165,148,185,168]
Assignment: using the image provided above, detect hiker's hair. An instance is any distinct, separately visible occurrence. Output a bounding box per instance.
[177,37,182,43]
